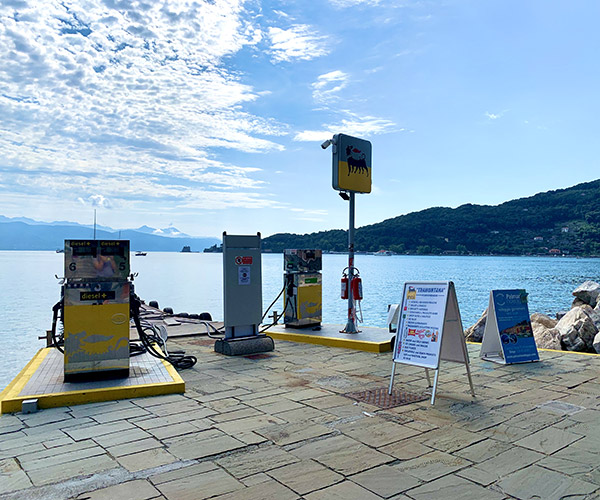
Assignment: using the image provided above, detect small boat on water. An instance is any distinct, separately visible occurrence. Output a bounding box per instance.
[373,249,393,256]
[135,251,147,256]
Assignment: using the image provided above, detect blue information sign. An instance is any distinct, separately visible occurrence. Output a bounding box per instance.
[482,289,539,364]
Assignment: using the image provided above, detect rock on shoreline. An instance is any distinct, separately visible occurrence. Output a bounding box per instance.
[464,281,600,354]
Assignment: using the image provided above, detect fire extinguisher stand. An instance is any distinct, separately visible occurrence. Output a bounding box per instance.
[343,191,360,333]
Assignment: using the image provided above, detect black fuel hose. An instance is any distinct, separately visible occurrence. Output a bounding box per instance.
[257,284,288,334]
[130,293,197,370]
[50,300,64,353]
[262,284,285,323]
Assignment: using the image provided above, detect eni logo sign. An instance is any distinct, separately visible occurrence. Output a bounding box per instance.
[331,133,372,193]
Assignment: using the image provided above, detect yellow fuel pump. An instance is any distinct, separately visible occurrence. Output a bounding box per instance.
[283,249,322,328]
[62,240,130,381]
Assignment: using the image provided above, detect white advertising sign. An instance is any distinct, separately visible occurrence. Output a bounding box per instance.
[389,281,475,405]
[393,282,449,369]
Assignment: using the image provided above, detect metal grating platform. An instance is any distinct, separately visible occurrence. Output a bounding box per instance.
[0,348,184,414]
[344,387,429,409]
[19,349,174,396]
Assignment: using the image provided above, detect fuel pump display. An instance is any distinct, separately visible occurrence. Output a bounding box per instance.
[62,240,130,381]
[283,249,322,328]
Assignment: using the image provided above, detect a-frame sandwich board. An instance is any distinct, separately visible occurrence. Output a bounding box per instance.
[389,281,475,405]
[480,289,540,364]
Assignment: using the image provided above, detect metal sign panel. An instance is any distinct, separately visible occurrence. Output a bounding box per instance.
[389,281,475,405]
[332,133,372,193]
[480,289,539,364]
[393,282,450,369]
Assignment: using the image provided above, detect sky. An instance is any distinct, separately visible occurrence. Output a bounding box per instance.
[1,0,600,238]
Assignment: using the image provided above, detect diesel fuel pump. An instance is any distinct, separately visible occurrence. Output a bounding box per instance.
[61,239,131,381]
[283,249,322,328]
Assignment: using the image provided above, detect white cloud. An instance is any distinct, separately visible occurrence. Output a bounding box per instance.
[312,70,349,104]
[78,194,112,209]
[290,208,328,216]
[328,0,381,7]
[294,114,397,142]
[294,130,334,142]
[267,25,329,63]
[0,0,288,216]
[485,110,508,120]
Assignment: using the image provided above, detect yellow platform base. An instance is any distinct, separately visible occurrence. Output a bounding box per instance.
[265,324,392,353]
[0,348,184,414]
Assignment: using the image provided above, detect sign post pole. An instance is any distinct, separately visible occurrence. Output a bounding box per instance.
[430,369,440,405]
[324,133,372,334]
[345,191,358,333]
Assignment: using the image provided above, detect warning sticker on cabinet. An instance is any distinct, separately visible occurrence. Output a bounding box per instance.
[238,266,251,285]
[235,256,253,265]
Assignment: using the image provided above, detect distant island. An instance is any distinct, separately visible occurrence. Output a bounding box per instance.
[262,179,600,257]
[203,243,223,253]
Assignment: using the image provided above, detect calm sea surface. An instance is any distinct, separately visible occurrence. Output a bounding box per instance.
[1,251,597,389]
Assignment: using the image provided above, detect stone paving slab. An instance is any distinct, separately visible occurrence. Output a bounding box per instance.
[266,459,343,496]
[28,453,118,486]
[164,429,246,461]
[92,427,153,447]
[495,464,598,499]
[290,434,393,475]
[336,417,422,448]
[394,450,471,482]
[107,436,163,457]
[117,447,177,472]
[0,458,33,494]
[155,467,244,500]
[350,464,422,498]
[514,425,583,454]
[404,473,506,500]
[215,445,300,478]
[212,479,299,500]
[304,480,383,500]
[255,420,333,446]
[76,479,161,500]
[149,461,218,485]
[456,446,545,486]
[0,339,598,500]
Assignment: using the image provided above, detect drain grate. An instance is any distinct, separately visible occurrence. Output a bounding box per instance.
[344,387,429,409]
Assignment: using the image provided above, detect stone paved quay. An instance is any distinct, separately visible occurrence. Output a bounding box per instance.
[1,339,599,500]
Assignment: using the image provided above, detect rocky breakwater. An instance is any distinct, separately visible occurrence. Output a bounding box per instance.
[464,280,600,354]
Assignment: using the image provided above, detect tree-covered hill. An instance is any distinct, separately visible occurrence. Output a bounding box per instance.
[264,179,600,256]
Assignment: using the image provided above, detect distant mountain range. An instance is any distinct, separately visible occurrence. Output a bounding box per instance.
[263,179,600,256]
[0,217,219,251]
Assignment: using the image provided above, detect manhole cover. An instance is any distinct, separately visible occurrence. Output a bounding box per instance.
[344,387,429,409]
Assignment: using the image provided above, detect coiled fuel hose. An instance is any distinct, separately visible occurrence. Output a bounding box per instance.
[130,293,197,370]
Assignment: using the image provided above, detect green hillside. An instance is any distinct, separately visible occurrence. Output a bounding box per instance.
[264,179,600,256]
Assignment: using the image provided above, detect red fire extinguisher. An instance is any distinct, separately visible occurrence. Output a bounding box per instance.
[351,276,363,300]
[341,272,349,299]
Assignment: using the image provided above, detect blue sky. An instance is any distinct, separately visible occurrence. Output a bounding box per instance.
[1,0,599,238]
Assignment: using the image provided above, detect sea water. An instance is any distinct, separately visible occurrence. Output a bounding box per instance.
[1,251,597,389]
